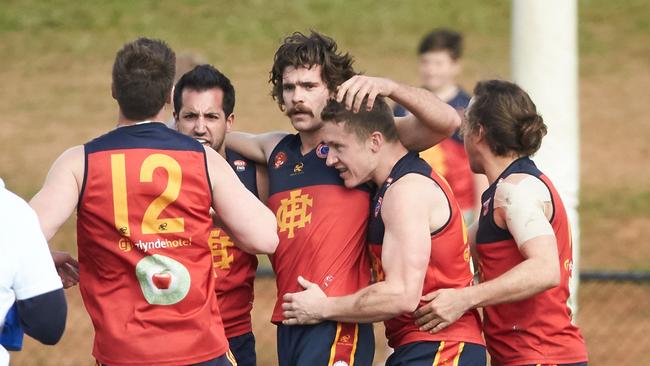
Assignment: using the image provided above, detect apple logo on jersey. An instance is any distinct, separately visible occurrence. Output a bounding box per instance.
[152,271,172,289]
[136,254,191,305]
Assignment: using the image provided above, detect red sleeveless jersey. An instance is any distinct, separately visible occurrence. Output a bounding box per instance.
[368,152,484,348]
[77,123,228,365]
[212,149,259,338]
[476,157,587,365]
[267,134,371,323]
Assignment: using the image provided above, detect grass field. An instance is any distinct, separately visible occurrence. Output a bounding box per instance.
[1,0,648,364]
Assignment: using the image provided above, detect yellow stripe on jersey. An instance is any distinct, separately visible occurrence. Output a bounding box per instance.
[328,323,344,366]
[432,341,446,366]
[349,324,359,366]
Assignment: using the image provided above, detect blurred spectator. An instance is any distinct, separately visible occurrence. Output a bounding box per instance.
[395,28,486,223]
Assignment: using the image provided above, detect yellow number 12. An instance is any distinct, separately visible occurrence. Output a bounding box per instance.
[111,153,185,236]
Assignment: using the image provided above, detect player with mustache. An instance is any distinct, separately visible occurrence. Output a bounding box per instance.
[227,31,460,365]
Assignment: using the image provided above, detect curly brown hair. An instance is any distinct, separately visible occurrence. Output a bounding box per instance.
[270,31,356,110]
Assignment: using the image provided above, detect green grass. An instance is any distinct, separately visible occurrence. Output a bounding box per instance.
[582,187,650,219]
[0,0,647,270]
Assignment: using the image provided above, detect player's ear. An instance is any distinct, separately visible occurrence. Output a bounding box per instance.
[166,86,173,105]
[225,113,235,132]
[476,124,486,142]
[111,82,117,100]
[369,131,383,153]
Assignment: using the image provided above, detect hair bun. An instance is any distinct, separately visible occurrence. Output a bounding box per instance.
[518,113,547,155]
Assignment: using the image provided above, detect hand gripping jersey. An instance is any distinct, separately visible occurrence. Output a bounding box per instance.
[77,123,228,365]
[212,149,259,339]
[368,152,484,348]
[476,157,587,365]
[418,90,475,212]
[267,134,371,323]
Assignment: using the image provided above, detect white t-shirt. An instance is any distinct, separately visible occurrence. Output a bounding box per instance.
[0,179,62,365]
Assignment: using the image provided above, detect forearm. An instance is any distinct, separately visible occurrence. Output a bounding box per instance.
[466,257,558,308]
[231,206,278,254]
[392,83,460,150]
[225,132,267,164]
[323,282,415,323]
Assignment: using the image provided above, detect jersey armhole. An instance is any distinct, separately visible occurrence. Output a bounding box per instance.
[203,148,214,205]
[266,134,294,169]
[429,177,453,237]
[77,145,89,209]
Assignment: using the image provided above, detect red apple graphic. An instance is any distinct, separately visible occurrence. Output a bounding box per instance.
[152,271,172,290]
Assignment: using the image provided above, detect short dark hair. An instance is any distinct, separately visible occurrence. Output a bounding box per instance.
[465,80,547,157]
[321,97,398,142]
[112,38,176,121]
[418,28,463,60]
[270,31,356,110]
[173,64,235,117]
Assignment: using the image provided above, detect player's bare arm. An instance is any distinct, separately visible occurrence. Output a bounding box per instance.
[282,175,434,324]
[29,145,84,287]
[336,75,460,151]
[226,131,289,164]
[414,174,560,333]
[255,162,270,204]
[205,146,278,254]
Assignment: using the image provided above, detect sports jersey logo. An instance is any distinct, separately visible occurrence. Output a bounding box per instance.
[339,335,351,344]
[233,159,247,172]
[482,198,491,216]
[370,250,385,282]
[276,189,313,238]
[316,143,329,158]
[374,197,383,218]
[135,254,191,305]
[292,162,304,175]
[274,151,287,169]
[564,258,574,277]
[208,229,235,275]
[118,237,133,252]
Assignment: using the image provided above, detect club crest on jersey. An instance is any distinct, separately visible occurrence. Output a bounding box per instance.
[233,159,247,172]
[482,198,491,216]
[316,143,329,159]
[274,151,287,169]
[374,197,383,217]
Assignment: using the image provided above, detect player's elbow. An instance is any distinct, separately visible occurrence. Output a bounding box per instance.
[446,107,462,135]
[256,231,279,255]
[391,287,421,314]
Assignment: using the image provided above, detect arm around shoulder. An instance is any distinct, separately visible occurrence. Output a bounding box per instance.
[205,147,278,254]
[392,83,460,151]
[226,131,288,164]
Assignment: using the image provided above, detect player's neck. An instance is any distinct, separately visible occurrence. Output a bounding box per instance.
[431,84,459,103]
[298,130,322,155]
[217,145,227,158]
[116,108,168,127]
[371,143,409,186]
[483,154,521,184]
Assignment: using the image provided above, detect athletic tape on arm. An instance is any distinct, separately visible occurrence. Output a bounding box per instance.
[494,176,554,246]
